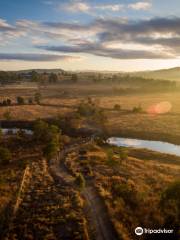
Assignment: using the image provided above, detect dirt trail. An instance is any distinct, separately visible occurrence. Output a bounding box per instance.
[50,144,119,240]
[83,186,119,240]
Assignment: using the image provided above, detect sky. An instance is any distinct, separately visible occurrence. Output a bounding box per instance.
[1,0,180,71]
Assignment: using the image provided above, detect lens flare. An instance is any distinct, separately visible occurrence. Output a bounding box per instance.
[147,101,172,114]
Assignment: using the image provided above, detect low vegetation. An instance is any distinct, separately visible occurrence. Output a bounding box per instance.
[0,71,180,240]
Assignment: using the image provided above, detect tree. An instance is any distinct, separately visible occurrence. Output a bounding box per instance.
[33,120,49,142]
[49,73,58,83]
[34,92,41,104]
[43,141,59,160]
[1,99,11,106]
[31,70,39,82]
[3,110,12,120]
[17,96,25,105]
[0,147,12,164]
[6,99,11,106]
[75,173,85,189]
[48,125,61,145]
[77,101,95,116]
[114,104,121,111]
[132,104,143,113]
[71,74,78,83]
[28,98,33,104]
[33,120,61,147]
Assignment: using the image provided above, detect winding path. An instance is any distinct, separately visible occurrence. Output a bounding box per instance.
[50,143,119,240]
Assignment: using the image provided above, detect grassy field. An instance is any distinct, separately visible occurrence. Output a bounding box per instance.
[1,84,180,143]
[0,82,180,239]
[63,141,180,240]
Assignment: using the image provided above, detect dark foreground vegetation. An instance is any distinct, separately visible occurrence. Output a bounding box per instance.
[0,114,179,240]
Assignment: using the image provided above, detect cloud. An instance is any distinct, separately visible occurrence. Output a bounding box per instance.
[0,53,79,62]
[60,1,90,13]
[0,18,15,31]
[128,1,152,10]
[0,18,26,45]
[2,16,180,60]
[36,17,180,59]
[57,1,152,14]
[38,42,173,59]
[58,1,124,13]
[95,4,124,12]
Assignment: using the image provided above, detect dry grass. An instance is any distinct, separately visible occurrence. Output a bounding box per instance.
[1,83,180,143]
[79,144,180,239]
[0,105,71,120]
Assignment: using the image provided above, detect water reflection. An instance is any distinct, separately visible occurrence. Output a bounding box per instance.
[108,137,180,157]
[2,128,33,135]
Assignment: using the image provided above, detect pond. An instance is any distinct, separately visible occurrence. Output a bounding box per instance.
[108,137,180,157]
[2,128,33,135]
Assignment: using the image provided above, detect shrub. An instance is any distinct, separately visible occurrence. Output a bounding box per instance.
[0,147,12,164]
[119,149,128,161]
[34,120,60,141]
[113,183,139,208]
[34,92,42,104]
[71,74,78,83]
[43,141,59,160]
[106,149,120,167]
[28,98,33,104]
[77,102,95,116]
[17,96,25,105]
[33,120,49,141]
[160,180,180,226]
[132,105,143,113]
[1,99,11,106]
[106,149,114,161]
[6,98,11,105]
[75,173,85,189]
[3,110,12,120]
[114,104,121,111]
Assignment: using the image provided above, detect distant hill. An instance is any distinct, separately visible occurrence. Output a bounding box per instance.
[16,68,65,74]
[130,67,180,81]
[3,67,180,82]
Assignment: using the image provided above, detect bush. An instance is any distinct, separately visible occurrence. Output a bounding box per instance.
[160,181,180,226]
[28,98,33,104]
[43,141,59,160]
[33,120,49,141]
[161,181,180,204]
[17,96,25,105]
[77,102,95,116]
[71,74,78,83]
[119,149,128,161]
[113,183,139,208]
[132,105,143,113]
[0,147,12,164]
[6,98,11,105]
[34,92,41,104]
[114,104,121,111]
[34,120,60,141]
[3,110,12,120]
[75,173,85,189]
